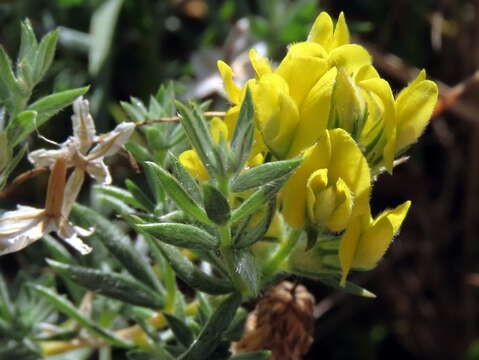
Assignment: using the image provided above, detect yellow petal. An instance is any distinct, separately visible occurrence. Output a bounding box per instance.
[276,56,328,107]
[331,12,350,48]
[308,12,334,48]
[285,41,328,58]
[217,60,241,104]
[328,44,372,75]
[179,150,209,181]
[210,117,229,144]
[395,74,438,151]
[355,64,380,82]
[224,105,240,136]
[339,216,362,285]
[306,168,329,224]
[359,78,396,172]
[282,133,332,228]
[288,67,337,157]
[327,129,371,217]
[249,48,272,78]
[326,177,353,231]
[352,201,411,269]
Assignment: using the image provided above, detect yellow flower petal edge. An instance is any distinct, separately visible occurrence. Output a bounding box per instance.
[395,70,438,151]
[217,60,241,104]
[339,201,411,285]
[308,11,350,52]
[249,48,272,79]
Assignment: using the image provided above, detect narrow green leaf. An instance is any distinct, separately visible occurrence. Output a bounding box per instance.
[125,141,152,163]
[32,285,132,348]
[0,144,26,189]
[89,0,124,76]
[170,153,202,204]
[0,272,13,322]
[7,110,37,147]
[179,293,242,360]
[231,250,260,297]
[126,179,155,212]
[137,223,217,250]
[229,88,254,173]
[164,313,194,348]
[145,162,211,224]
[47,259,164,308]
[0,131,11,172]
[149,240,233,295]
[319,275,376,298]
[230,351,272,360]
[235,199,276,248]
[71,204,164,294]
[32,29,59,84]
[121,101,145,123]
[223,307,247,341]
[95,184,142,209]
[176,102,217,176]
[27,86,89,114]
[18,19,38,62]
[42,234,75,264]
[0,46,20,95]
[202,183,230,225]
[230,176,289,224]
[231,158,301,193]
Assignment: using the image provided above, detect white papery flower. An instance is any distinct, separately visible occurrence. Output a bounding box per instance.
[0,157,92,256]
[28,97,135,185]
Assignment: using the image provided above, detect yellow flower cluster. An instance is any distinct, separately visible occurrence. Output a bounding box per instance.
[181,12,438,285]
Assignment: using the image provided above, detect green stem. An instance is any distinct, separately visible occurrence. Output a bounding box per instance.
[262,228,303,281]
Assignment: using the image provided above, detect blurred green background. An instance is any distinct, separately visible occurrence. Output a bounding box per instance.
[1,0,478,358]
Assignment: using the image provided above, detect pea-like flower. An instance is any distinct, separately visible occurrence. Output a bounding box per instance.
[218,12,372,159]
[339,201,411,285]
[0,157,92,256]
[281,128,371,230]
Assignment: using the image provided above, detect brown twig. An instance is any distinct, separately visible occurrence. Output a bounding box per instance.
[134,111,226,128]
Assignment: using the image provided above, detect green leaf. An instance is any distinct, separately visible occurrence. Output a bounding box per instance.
[125,179,155,212]
[137,223,218,250]
[229,88,255,173]
[125,141,152,163]
[319,275,376,298]
[145,162,211,224]
[127,348,174,360]
[18,19,38,62]
[0,144,26,189]
[0,131,11,172]
[0,272,13,323]
[170,153,202,204]
[231,250,260,297]
[230,158,301,193]
[235,199,276,248]
[7,110,37,147]
[89,0,124,76]
[202,183,230,225]
[0,46,20,96]
[164,313,194,348]
[41,234,75,264]
[95,184,143,209]
[223,307,247,341]
[179,293,242,360]
[32,29,59,85]
[32,285,132,348]
[148,240,233,295]
[230,351,272,360]
[47,259,164,308]
[71,204,164,294]
[230,176,289,224]
[176,102,217,176]
[27,86,89,114]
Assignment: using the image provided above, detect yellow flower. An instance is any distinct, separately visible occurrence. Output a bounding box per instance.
[358,70,438,171]
[281,128,371,230]
[339,201,411,285]
[218,12,373,159]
